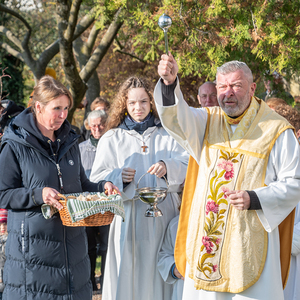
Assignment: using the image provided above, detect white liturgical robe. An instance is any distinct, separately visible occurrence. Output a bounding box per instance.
[158,215,184,300]
[284,204,300,300]
[90,124,189,300]
[153,79,300,300]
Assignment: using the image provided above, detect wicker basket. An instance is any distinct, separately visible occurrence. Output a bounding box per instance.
[58,193,114,227]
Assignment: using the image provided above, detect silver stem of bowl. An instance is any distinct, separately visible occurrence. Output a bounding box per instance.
[158,13,172,55]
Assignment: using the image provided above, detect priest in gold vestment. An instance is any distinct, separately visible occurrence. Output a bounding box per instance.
[154,54,300,300]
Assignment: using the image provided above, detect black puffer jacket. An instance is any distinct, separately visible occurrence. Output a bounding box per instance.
[0,108,106,300]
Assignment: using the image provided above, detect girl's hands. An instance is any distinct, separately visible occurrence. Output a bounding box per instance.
[122,167,136,183]
[148,161,167,178]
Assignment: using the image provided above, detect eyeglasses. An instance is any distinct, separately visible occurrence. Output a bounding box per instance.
[90,124,104,129]
[200,94,217,100]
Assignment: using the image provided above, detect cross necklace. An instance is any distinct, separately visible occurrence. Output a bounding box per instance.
[125,127,158,153]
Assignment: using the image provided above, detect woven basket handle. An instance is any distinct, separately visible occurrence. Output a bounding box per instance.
[57,193,67,201]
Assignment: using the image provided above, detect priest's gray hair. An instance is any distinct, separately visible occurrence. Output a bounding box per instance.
[216,61,253,83]
[87,109,108,125]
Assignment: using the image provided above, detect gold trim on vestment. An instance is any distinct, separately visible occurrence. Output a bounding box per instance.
[206,141,266,159]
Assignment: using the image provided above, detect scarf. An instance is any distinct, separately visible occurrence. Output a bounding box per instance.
[118,113,161,134]
[90,135,99,147]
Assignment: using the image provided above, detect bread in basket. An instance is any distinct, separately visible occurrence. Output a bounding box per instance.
[41,192,125,227]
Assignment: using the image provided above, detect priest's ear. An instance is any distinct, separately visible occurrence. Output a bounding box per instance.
[249,82,256,98]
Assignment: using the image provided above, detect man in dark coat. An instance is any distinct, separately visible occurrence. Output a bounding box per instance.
[0,99,24,134]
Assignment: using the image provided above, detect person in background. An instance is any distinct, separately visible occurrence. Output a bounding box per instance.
[155,54,300,300]
[197,82,218,107]
[258,71,294,105]
[0,209,7,300]
[80,110,108,178]
[90,76,189,300]
[265,97,287,110]
[0,99,24,143]
[79,109,109,293]
[294,96,300,112]
[158,204,184,300]
[274,104,300,141]
[0,75,119,300]
[81,97,111,141]
[90,97,110,113]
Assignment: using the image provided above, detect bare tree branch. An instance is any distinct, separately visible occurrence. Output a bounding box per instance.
[65,0,82,43]
[39,9,96,67]
[85,24,100,55]
[0,25,22,50]
[0,4,31,31]
[56,0,88,121]
[0,42,23,61]
[0,65,11,101]
[1,2,97,79]
[80,8,123,82]
[0,3,32,50]
[116,49,146,63]
[73,8,96,38]
[115,37,124,50]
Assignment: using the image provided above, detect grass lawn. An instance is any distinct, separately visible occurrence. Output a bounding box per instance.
[95,256,102,276]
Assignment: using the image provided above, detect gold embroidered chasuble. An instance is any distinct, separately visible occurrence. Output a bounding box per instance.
[175,97,294,293]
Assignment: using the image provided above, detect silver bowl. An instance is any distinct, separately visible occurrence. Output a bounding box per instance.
[136,173,169,217]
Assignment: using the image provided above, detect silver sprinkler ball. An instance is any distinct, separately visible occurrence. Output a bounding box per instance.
[158,13,172,31]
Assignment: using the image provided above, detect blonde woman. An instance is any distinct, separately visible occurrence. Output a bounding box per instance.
[0,76,118,299]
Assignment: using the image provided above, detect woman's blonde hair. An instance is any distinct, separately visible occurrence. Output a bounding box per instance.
[31,75,73,115]
[105,76,159,132]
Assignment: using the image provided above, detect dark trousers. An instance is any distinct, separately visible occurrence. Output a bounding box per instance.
[86,225,110,291]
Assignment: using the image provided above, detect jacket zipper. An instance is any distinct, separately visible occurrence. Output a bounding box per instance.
[21,220,25,255]
[56,163,64,192]
[56,162,71,298]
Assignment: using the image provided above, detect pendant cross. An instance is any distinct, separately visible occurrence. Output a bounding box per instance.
[141,145,148,152]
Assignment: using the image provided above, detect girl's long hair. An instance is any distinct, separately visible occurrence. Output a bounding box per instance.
[105,76,159,132]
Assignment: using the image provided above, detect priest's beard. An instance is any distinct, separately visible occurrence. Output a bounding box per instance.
[218,90,251,117]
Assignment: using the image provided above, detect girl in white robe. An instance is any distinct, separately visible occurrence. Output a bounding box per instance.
[90,76,189,300]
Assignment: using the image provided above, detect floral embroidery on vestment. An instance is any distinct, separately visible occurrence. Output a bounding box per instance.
[197,150,241,280]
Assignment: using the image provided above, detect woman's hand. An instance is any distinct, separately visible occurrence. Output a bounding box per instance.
[42,187,63,210]
[148,161,167,178]
[122,167,136,183]
[104,182,121,195]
